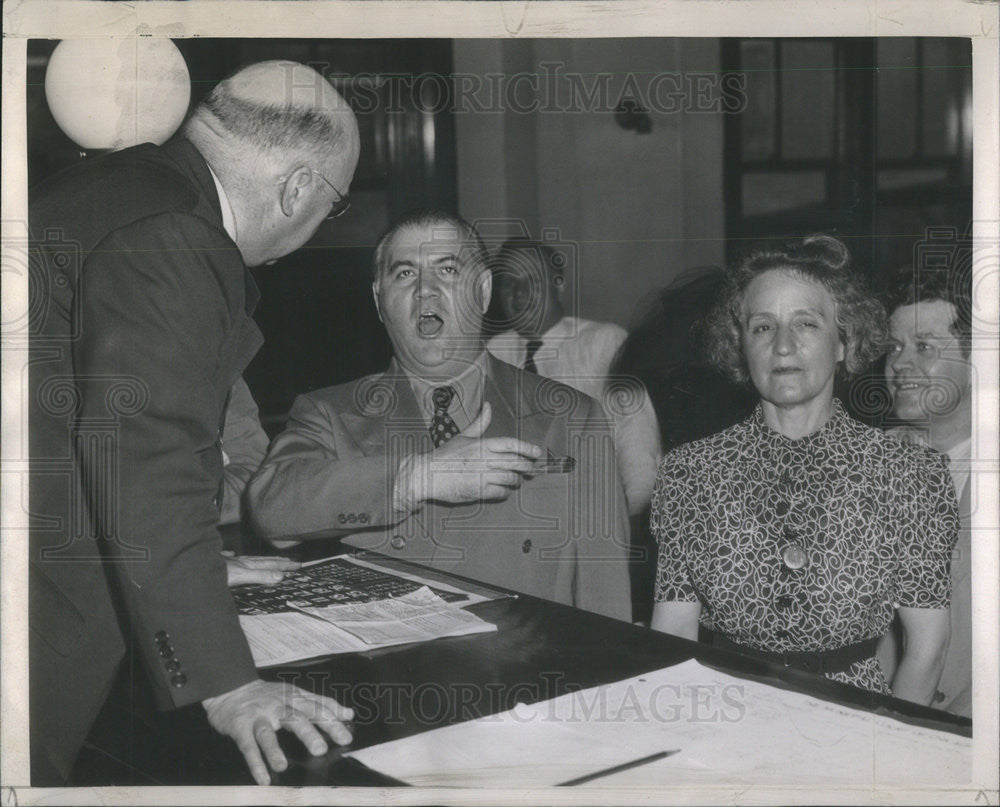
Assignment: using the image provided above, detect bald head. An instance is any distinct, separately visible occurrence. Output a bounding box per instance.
[183,61,361,266]
[185,61,359,170]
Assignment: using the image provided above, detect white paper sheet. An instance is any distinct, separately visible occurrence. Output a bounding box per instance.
[295,587,497,645]
[239,612,372,667]
[345,658,972,789]
[239,563,497,667]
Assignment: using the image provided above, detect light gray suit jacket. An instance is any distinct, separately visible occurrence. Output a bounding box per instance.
[247,354,633,621]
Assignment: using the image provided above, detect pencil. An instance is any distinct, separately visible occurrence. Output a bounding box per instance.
[555,749,680,786]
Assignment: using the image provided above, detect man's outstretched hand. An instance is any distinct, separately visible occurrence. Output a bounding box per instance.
[393,401,543,513]
[203,679,354,785]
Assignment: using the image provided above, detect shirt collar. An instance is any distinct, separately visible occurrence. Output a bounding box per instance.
[404,351,488,431]
[206,164,238,244]
[537,315,574,343]
[750,397,847,451]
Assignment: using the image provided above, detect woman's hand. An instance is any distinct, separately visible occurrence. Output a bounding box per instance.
[890,606,950,706]
[222,549,301,587]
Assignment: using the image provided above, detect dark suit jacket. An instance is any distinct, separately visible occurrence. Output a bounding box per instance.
[28,138,262,782]
[247,354,633,621]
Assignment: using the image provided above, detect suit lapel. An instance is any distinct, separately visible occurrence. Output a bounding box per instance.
[349,362,430,453]
[484,354,552,449]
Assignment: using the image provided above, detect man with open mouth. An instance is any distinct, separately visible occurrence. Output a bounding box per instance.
[247,209,633,622]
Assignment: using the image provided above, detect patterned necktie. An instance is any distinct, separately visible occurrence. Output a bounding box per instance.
[523,339,543,374]
[430,386,460,447]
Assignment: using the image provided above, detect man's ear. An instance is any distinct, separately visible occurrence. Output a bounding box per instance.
[279,165,313,217]
[371,281,384,323]
[477,268,492,315]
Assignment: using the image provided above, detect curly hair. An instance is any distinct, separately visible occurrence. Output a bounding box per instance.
[702,234,888,384]
[885,262,972,356]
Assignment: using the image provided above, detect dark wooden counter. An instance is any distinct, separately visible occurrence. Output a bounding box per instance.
[71,555,970,787]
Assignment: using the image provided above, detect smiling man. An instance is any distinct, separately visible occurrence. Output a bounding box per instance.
[878,266,973,718]
[247,210,632,620]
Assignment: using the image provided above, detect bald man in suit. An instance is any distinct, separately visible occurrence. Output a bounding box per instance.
[29,61,360,785]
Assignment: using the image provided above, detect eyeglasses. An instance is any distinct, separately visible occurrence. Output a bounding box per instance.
[310,169,352,220]
[277,168,352,220]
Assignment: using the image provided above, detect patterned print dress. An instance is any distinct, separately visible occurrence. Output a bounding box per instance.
[652,399,958,693]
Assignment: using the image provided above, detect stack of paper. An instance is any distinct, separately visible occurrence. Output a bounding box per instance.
[240,582,495,667]
[293,586,495,645]
[345,659,972,788]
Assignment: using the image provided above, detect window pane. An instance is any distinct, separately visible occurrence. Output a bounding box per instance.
[921,39,959,157]
[877,39,918,159]
[780,41,835,160]
[740,40,776,162]
[742,170,827,216]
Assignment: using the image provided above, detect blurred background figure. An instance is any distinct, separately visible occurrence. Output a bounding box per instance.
[487,238,663,517]
[651,235,958,704]
[610,267,756,623]
[877,264,973,717]
[611,267,758,451]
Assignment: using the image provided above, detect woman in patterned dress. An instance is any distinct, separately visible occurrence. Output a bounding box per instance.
[650,235,958,703]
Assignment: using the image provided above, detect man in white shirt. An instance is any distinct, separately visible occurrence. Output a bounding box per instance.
[486,239,662,516]
[878,266,973,718]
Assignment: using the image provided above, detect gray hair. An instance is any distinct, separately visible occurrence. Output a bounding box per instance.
[184,81,349,165]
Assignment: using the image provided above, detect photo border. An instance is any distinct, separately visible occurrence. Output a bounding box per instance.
[3,1,998,803]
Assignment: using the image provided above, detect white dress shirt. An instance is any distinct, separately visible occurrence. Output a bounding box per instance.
[488,316,662,514]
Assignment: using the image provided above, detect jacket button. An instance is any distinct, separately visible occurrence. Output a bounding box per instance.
[165,658,181,672]
[158,644,175,658]
[348,513,357,523]
[359,513,369,524]
[338,514,347,524]
[390,535,406,550]
[933,690,946,703]
[154,631,169,644]
[170,673,187,688]
[783,526,799,540]
[522,539,532,554]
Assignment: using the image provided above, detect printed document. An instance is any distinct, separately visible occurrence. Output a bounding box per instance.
[345,658,971,788]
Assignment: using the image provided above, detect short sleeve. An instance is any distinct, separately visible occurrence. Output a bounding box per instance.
[895,447,959,609]
[650,451,699,603]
